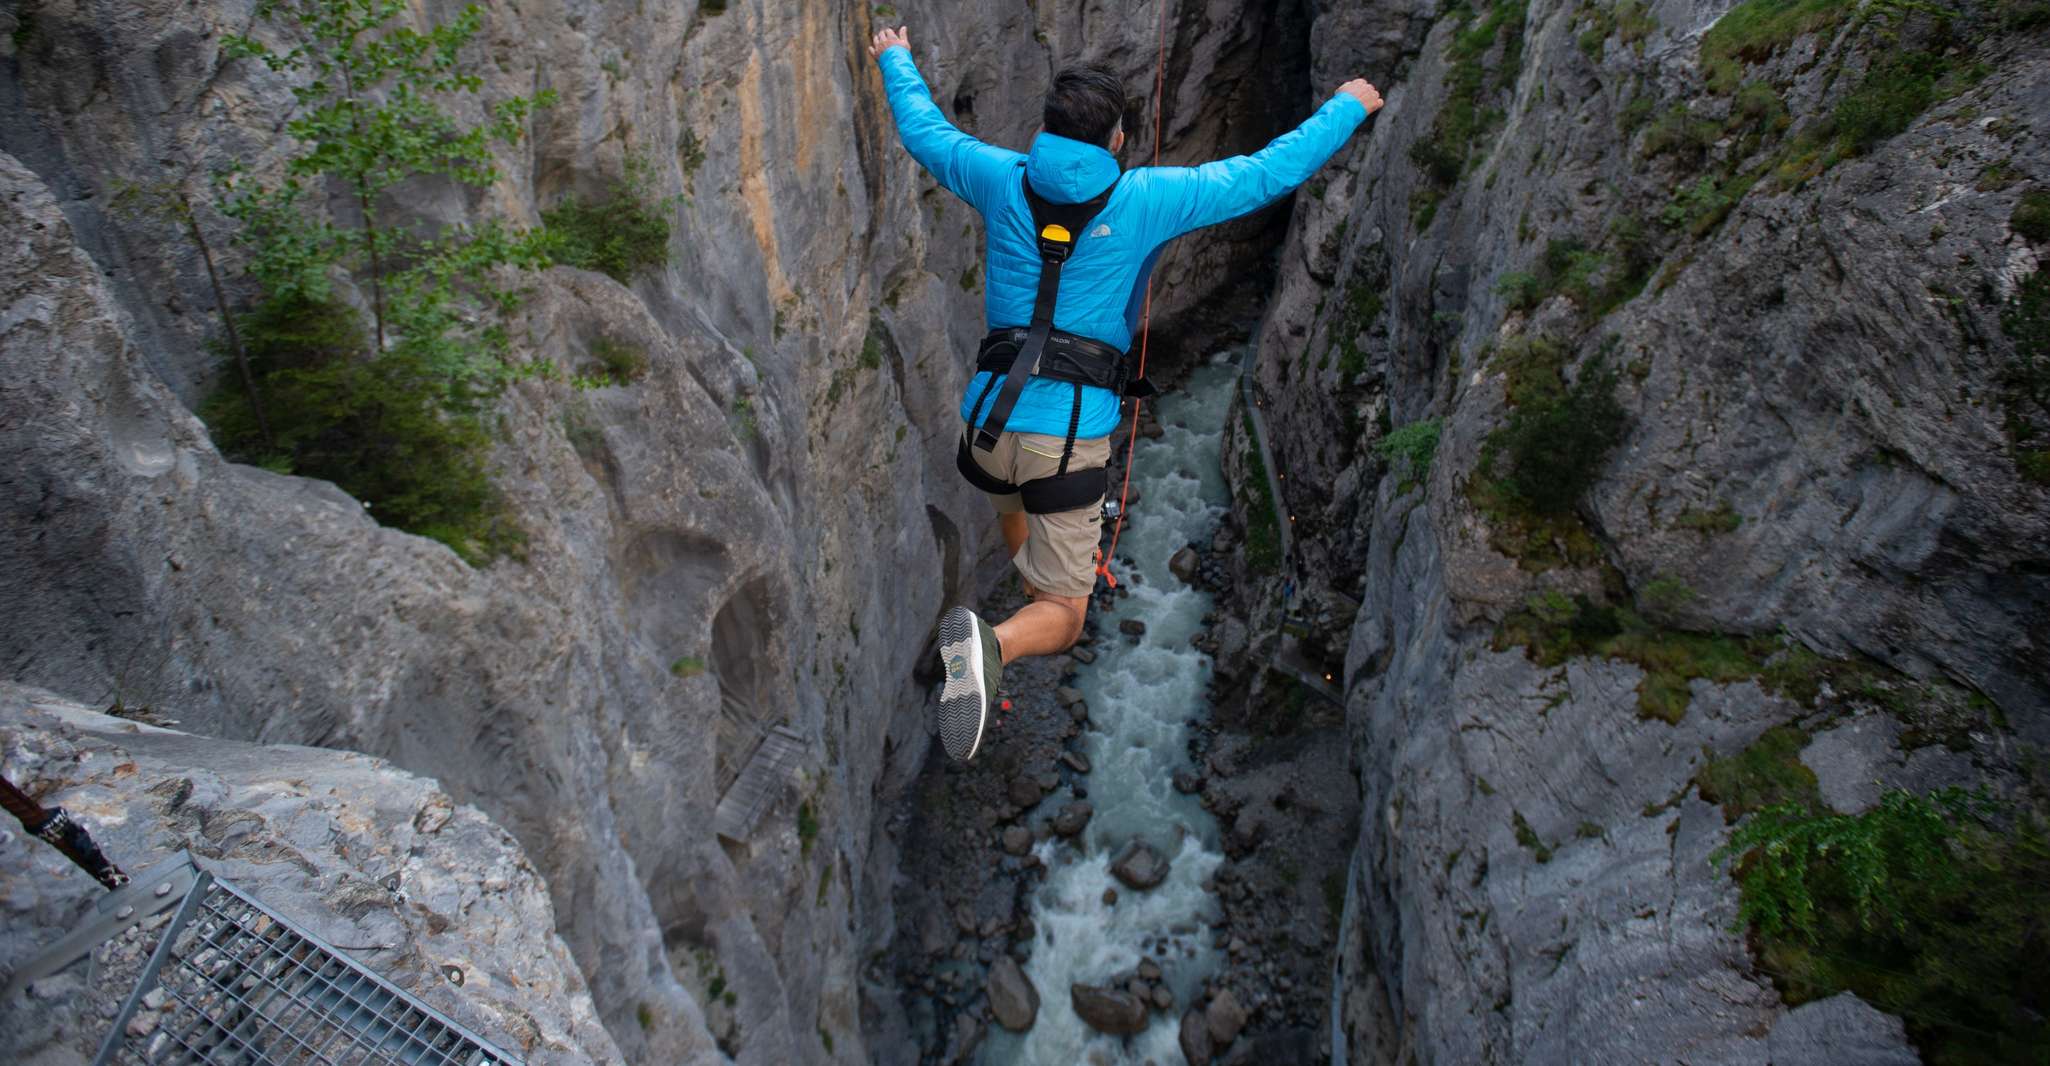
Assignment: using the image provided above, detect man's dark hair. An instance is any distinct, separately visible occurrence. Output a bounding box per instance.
[1044,65,1126,147]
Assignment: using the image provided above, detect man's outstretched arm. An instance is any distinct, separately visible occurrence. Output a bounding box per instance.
[1144,80,1384,239]
[869,27,1019,214]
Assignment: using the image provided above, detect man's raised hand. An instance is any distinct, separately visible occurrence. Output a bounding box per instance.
[1337,79,1384,114]
[868,25,910,59]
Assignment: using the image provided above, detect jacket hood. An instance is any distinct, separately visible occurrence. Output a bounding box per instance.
[1025,132,1122,203]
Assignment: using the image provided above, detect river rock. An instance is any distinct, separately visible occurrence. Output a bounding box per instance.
[1180,1007,1216,1065]
[986,955,1040,1032]
[1001,826,1033,855]
[1119,619,1148,637]
[1070,645,1097,664]
[1138,958,1163,981]
[1110,839,1171,890]
[1007,775,1044,808]
[1206,989,1248,1046]
[1055,685,1084,707]
[1170,546,1201,583]
[1102,887,1119,905]
[1172,768,1206,794]
[1151,985,1175,1011]
[1069,983,1149,1036]
[1061,750,1091,773]
[1052,801,1093,837]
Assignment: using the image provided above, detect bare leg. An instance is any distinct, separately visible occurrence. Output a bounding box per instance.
[993,591,1088,663]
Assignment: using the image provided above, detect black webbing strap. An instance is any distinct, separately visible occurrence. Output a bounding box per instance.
[1057,382,1082,475]
[973,169,1120,451]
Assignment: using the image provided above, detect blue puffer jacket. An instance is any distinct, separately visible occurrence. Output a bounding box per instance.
[877,45,1368,440]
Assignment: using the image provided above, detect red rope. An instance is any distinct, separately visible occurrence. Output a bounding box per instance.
[1096,1,1169,591]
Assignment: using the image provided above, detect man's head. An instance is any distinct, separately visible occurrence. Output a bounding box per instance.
[1044,65,1126,151]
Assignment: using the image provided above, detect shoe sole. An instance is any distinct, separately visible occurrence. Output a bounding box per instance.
[936,607,990,762]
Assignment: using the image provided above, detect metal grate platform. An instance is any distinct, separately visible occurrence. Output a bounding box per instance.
[91,860,521,1066]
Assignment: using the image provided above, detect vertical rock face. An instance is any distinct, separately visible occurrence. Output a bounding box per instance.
[0,1,1316,1062]
[1237,0,2049,1062]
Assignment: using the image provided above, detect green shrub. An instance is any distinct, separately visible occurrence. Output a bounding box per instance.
[202,295,522,564]
[1640,574,1696,619]
[1713,790,2050,1062]
[1660,174,1756,238]
[1238,411,1284,574]
[580,336,648,387]
[1832,49,1952,156]
[1496,356,1627,514]
[2015,190,2050,243]
[2004,270,2050,471]
[544,163,674,283]
[797,799,819,855]
[1675,501,1743,532]
[1699,0,1854,93]
[1377,418,1443,489]
[1410,0,1527,218]
[1512,810,1554,862]
[670,656,707,678]
[1495,271,1544,311]
[1639,105,1721,162]
[1494,592,1768,722]
[1696,724,1820,820]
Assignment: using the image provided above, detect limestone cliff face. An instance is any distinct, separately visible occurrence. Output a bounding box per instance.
[1236,0,2049,1060]
[0,1,1313,1061]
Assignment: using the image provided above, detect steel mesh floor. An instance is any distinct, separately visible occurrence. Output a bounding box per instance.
[98,873,519,1066]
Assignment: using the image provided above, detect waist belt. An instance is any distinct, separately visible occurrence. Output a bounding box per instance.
[975,327,1136,395]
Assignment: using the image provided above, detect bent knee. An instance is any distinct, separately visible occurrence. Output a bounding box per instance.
[1033,591,1089,650]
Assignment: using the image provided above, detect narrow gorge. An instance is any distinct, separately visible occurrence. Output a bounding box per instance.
[1,0,2044,1064]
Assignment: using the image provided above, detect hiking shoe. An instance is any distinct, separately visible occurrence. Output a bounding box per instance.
[936,606,1003,762]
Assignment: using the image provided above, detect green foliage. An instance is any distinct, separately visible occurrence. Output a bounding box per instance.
[1377,418,1443,491]
[797,798,819,855]
[2015,190,2050,243]
[1497,234,1650,316]
[1640,574,1695,619]
[1410,0,1527,224]
[707,973,727,1001]
[202,295,522,563]
[1333,274,1386,377]
[816,862,834,906]
[1714,790,2050,1062]
[1512,810,1554,862]
[210,0,554,563]
[1660,174,1756,238]
[1697,725,1820,820]
[959,263,980,291]
[670,655,707,678]
[1675,501,1743,533]
[1488,355,1628,515]
[1494,594,1773,722]
[637,1003,655,1031]
[1831,49,1954,156]
[1639,105,1721,163]
[818,1027,835,1054]
[1699,0,1854,93]
[575,336,647,388]
[2004,270,2050,480]
[859,333,884,370]
[543,157,674,283]
[1237,411,1284,575]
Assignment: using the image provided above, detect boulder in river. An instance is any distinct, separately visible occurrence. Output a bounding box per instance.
[1001,826,1033,855]
[1070,982,1149,1036]
[1206,988,1248,1046]
[1180,1007,1215,1064]
[1170,546,1201,583]
[1172,768,1206,794]
[986,955,1040,1032]
[1119,618,1146,637]
[1061,750,1091,773]
[1110,839,1171,890]
[1051,801,1093,837]
[1007,775,1043,808]
[1055,685,1084,707]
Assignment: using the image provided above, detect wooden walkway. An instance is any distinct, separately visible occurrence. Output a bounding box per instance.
[713,724,807,842]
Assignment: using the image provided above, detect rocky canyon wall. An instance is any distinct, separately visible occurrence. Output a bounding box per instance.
[0,0,1318,1062]
[1231,0,2049,1060]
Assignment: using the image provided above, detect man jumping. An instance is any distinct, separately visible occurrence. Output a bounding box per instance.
[868,25,1383,762]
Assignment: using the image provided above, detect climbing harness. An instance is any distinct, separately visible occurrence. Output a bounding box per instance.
[957,170,1156,514]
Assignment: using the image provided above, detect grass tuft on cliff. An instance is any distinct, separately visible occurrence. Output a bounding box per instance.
[2003,269,2050,483]
[544,160,675,283]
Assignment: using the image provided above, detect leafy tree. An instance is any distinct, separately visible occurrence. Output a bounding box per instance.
[207,0,556,562]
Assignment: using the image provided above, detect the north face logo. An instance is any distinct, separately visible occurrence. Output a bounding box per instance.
[1091,224,1112,238]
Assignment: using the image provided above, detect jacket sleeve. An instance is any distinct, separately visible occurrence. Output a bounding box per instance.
[877,47,1020,214]
[1140,93,1368,240]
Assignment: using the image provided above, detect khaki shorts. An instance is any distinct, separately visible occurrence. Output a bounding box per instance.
[964,426,1110,599]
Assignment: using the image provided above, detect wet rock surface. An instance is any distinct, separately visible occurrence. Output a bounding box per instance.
[1068,981,1150,1037]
